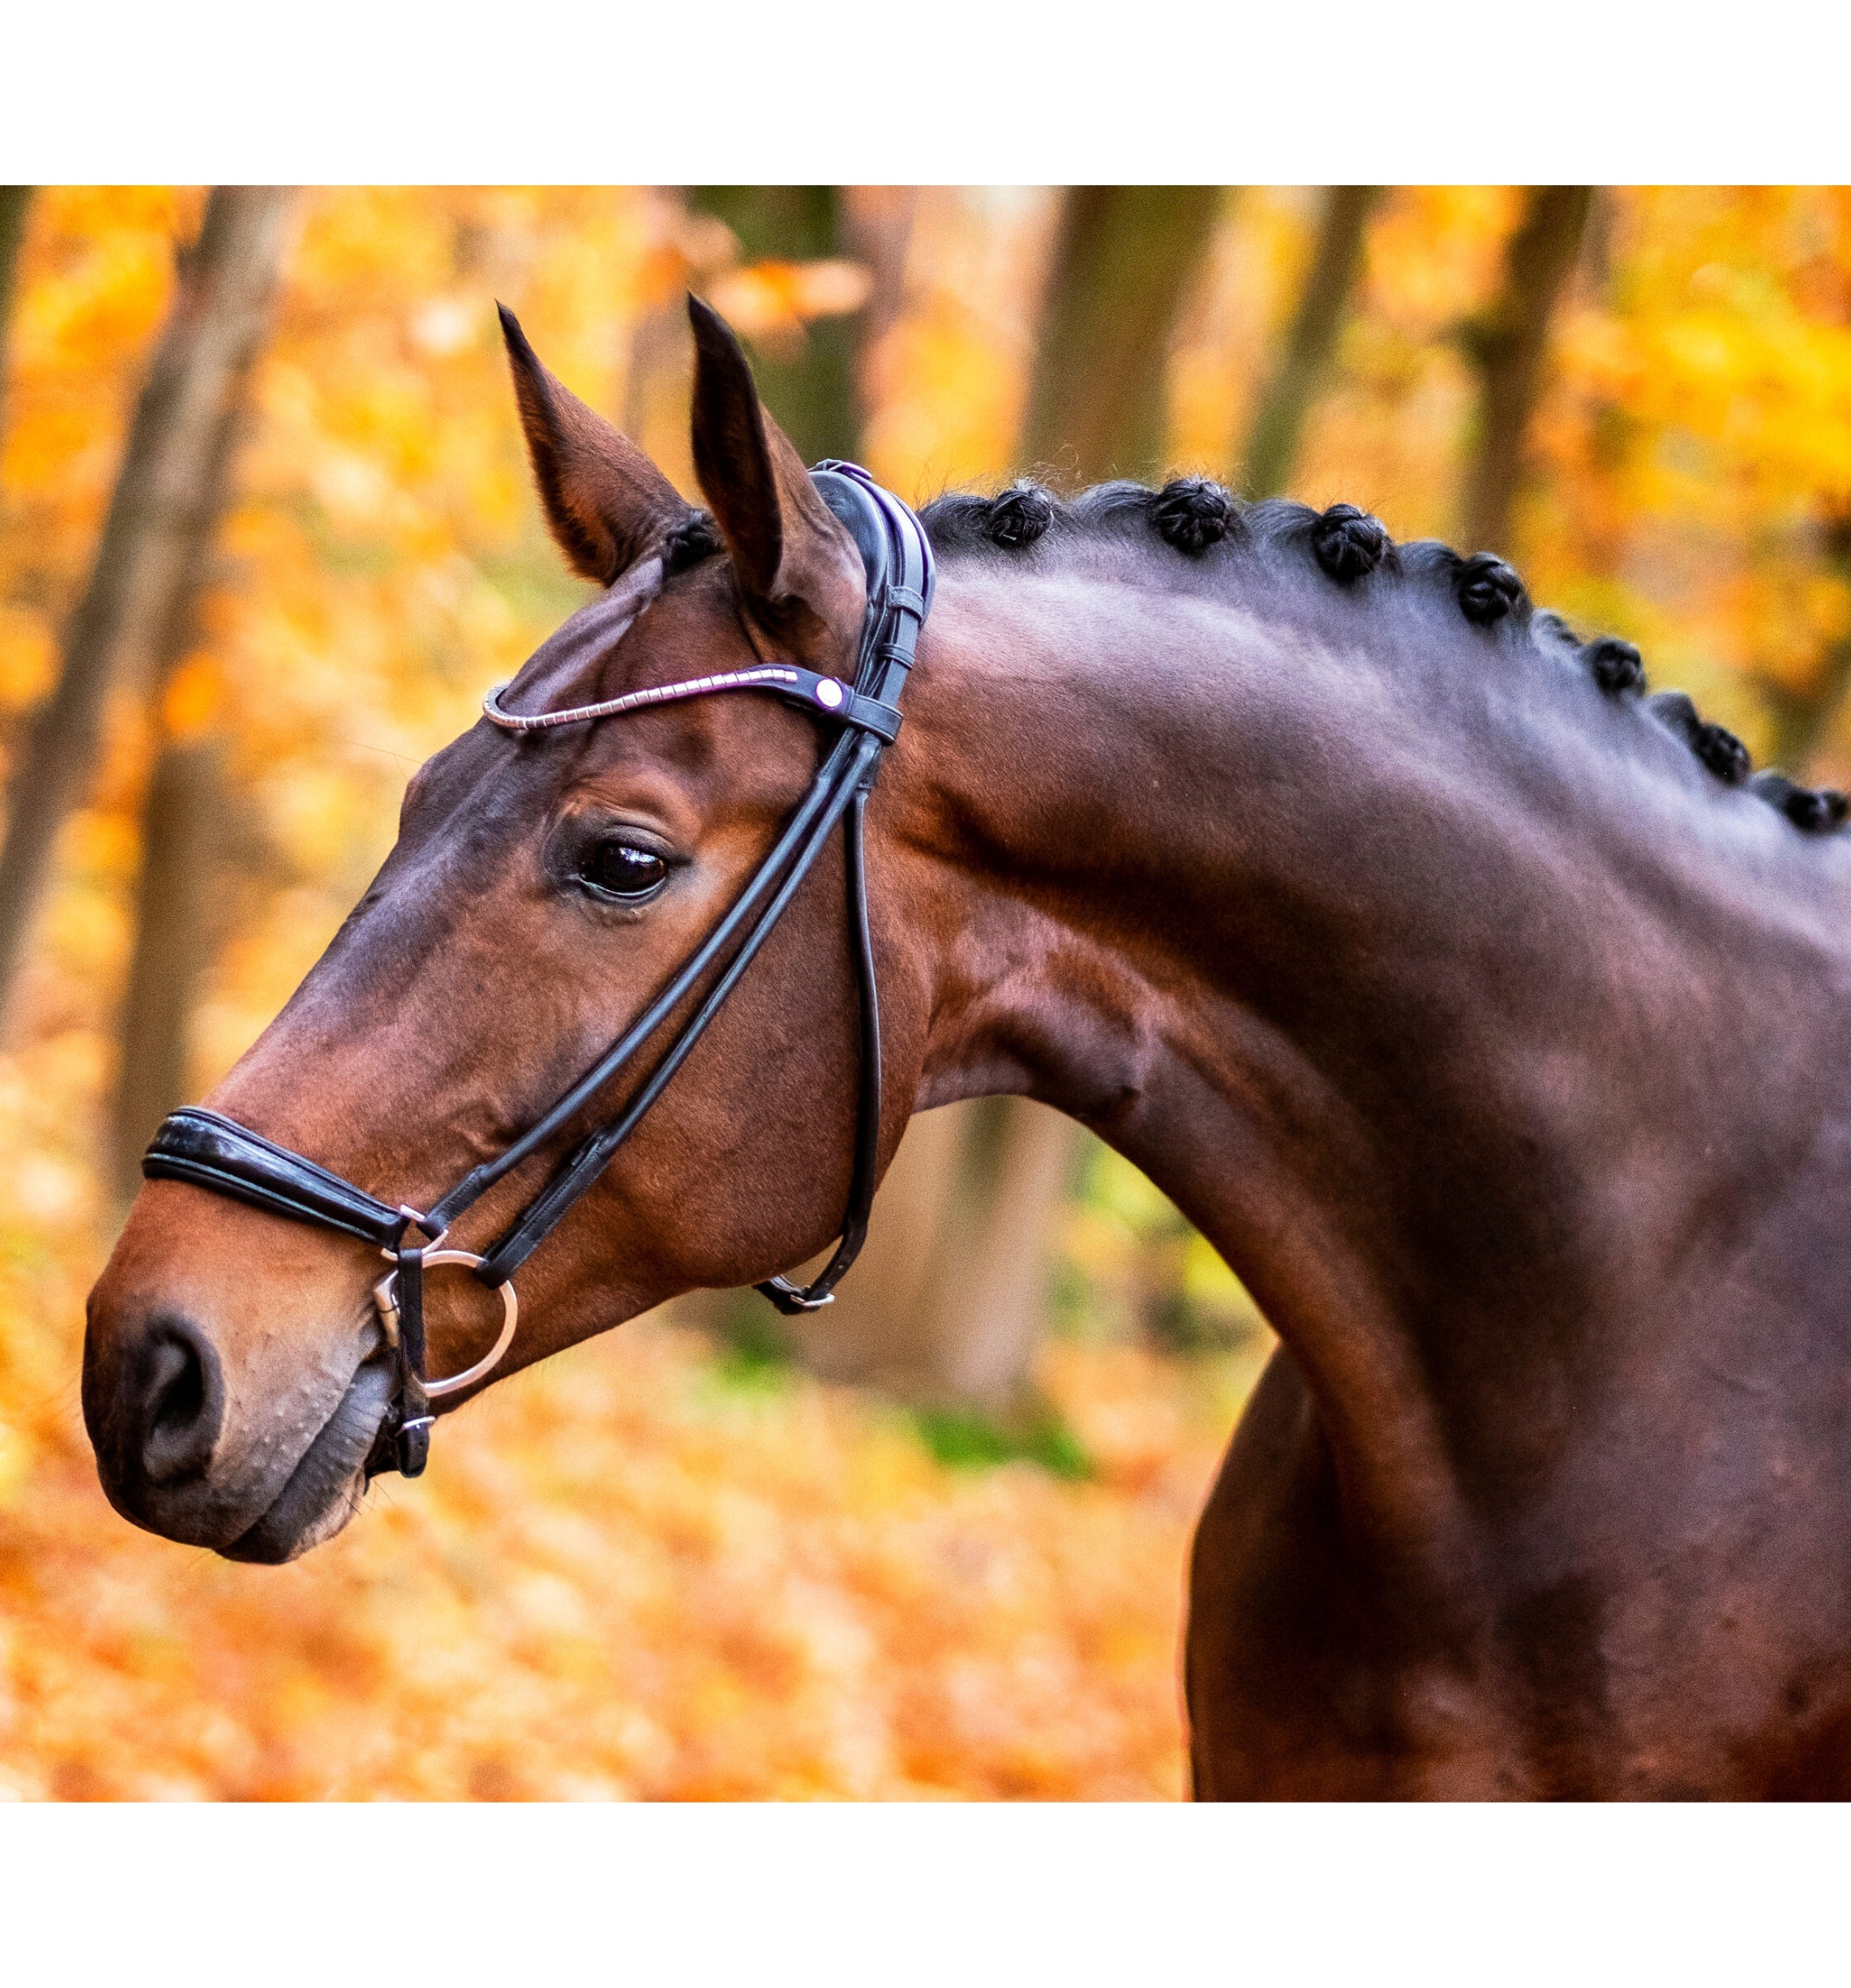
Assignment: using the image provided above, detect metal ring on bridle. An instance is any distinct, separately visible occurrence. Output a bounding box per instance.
[371,1249,520,1398]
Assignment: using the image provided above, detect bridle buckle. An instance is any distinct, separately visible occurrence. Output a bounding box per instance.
[757,1275,838,1316]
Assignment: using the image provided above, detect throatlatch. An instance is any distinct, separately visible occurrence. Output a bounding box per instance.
[143,463,935,1479]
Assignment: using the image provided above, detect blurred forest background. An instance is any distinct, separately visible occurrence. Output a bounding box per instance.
[3,185,1851,1800]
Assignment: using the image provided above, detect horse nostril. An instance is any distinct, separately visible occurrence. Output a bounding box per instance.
[139,1319,225,1485]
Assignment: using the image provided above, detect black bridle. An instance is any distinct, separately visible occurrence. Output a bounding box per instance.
[142,463,935,1479]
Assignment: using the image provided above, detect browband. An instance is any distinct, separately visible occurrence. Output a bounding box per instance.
[484,664,904,745]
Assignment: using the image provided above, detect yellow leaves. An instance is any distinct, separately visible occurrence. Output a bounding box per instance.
[0,605,55,715]
[0,1416,32,1509]
[1583,264,1851,511]
[1510,187,1851,764]
[1741,559,1851,701]
[0,1314,1233,1798]
[1366,185,1519,334]
[860,188,1057,500]
[11,188,183,369]
[408,295,480,360]
[0,192,193,730]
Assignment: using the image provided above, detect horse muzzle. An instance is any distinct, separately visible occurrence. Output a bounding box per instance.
[82,1303,395,1561]
[82,1185,396,1561]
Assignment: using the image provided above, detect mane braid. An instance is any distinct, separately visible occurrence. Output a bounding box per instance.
[917,473,1851,842]
[662,510,723,576]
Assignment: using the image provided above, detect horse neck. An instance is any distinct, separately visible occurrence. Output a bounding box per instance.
[888,549,1851,1543]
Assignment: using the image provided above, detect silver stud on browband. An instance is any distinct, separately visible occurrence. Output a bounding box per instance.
[814,679,845,710]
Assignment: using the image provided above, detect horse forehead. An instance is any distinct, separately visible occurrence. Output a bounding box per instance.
[405,652,790,867]
[512,559,743,710]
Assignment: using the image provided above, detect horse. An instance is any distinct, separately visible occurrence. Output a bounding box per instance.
[82,295,1851,1799]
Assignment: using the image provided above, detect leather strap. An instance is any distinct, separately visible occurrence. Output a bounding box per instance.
[748,461,932,1313]
[393,1246,432,1476]
[144,1107,410,1249]
[756,783,884,1315]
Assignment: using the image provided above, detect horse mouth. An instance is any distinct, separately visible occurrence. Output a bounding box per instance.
[221,1358,398,1564]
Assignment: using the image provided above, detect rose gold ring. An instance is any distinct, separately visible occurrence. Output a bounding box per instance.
[371,1248,520,1398]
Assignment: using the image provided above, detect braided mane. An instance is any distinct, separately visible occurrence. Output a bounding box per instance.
[915,476,1850,839]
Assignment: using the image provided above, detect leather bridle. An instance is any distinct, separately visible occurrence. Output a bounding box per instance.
[142,462,935,1479]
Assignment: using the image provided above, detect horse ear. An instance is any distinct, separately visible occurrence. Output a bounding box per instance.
[498,304,691,586]
[686,295,865,655]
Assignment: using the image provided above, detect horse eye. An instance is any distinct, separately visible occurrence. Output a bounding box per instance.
[580,839,668,900]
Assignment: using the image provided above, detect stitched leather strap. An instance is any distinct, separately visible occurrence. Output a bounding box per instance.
[144,1107,409,1249]
[756,783,884,1315]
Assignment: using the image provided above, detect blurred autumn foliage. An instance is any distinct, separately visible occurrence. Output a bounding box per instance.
[5,186,1851,1799]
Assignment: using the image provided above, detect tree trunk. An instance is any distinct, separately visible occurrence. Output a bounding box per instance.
[921,1100,1081,1406]
[0,185,297,1030]
[105,363,264,1203]
[780,1102,970,1394]
[110,738,229,1202]
[1241,186,1381,498]
[1461,185,1593,556]
[0,186,33,457]
[1020,186,1224,484]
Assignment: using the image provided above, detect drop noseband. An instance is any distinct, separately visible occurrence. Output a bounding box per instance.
[143,463,935,1479]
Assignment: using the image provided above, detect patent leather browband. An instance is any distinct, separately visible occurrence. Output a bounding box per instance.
[145,462,935,1479]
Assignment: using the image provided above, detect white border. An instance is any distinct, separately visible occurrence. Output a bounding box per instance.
[5,1804,1851,1982]
[6,2,1846,183]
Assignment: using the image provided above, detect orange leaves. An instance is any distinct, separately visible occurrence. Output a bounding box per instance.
[0,1314,1236,1799]
[1160,185,1851,774]
[1512,189,1851,761]
[860,188,1057,499]
[706,258,874,361]
[1,191,188,567]
[0,605,55,716]
[157,652,220,741]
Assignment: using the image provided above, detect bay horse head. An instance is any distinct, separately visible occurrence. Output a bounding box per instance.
[85,299,935,1561]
